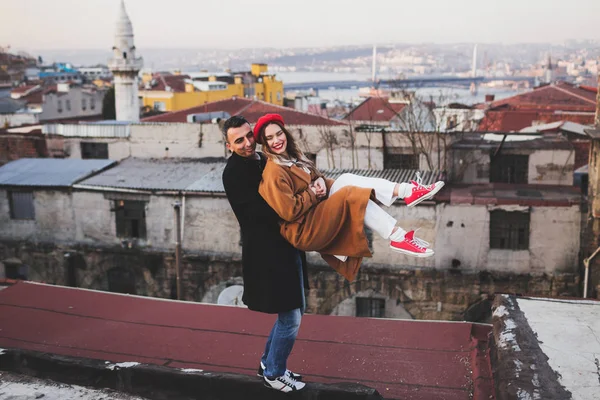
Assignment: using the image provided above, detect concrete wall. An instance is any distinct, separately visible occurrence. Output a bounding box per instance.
[435,204,581,274]
[0,112,39,128]
[0,188,581,277]
[0,189,76,242]
[63,138,131,160]
[528,149,574,185]
[453,148,575,185]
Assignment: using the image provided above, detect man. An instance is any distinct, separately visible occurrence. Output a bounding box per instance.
[221,115,307,392]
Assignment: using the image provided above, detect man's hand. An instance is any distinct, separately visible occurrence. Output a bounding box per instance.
[312,177,327,199]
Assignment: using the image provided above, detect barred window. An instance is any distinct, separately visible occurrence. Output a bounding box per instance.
[489,210,530,250]
[356,297,385,318]
[8,191,35,220]
[115,200,147,239]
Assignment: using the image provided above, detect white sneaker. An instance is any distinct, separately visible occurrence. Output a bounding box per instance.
[264,374,306,392]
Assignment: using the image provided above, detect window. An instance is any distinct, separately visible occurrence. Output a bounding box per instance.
[107,267,136,294]
[490,154,528,184]
[82,98,87,110]
[90,97,96,110]
[385,153,419,169]
[80,142,108,159]
[277,92,281,101]
[66,99,71,111]
[153,101,166,111]
[115,200,147,239]
[8,191,35,220]
[57,99,63,113]
[489,210,530,250]
[356,297,385,318]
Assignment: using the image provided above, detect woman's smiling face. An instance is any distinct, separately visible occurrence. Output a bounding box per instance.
[264,123,288,155]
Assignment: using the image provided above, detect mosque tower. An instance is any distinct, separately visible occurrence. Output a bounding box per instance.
[108,0,143,122]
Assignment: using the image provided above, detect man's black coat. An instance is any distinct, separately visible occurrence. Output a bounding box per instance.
[222,152,309,314]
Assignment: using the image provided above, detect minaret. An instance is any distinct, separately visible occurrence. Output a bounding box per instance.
[545,53,553,84]
[371,45,377,84]
[472,44,478,78]
[108,0,143,122]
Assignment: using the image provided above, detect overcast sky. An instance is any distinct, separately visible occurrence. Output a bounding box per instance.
[2,0,599,51]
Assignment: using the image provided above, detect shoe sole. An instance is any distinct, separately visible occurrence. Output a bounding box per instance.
[390,245,435,257]
[407,181,445,208]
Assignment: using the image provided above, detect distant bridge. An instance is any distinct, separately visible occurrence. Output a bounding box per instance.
[284,76,536,91]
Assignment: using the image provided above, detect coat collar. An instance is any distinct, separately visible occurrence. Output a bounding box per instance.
[287,164,312,185]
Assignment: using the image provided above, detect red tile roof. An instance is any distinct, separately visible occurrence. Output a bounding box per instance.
[144,74,191,92]
[0,281,495,400]
[20,90,43,105]
[10,84,40,95]
[477,82,597,131]
[344,97,408,122]
[141,97,346,126]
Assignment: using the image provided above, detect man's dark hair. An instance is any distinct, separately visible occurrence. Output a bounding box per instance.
[222,115,250,141]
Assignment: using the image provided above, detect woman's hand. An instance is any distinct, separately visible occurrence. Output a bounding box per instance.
[312,177,327,199]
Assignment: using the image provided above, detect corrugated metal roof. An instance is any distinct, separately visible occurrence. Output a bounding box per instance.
[77,158,227,192]
[322,168,441,186]
[42,123,130,138]
[76,159,440,194]
[0,158,116,187]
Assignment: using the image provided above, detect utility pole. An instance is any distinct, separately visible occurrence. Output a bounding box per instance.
[173,201,182,300]
[583,67,600,298]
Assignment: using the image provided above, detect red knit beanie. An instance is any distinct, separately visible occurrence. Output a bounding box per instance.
[253,113,285,143]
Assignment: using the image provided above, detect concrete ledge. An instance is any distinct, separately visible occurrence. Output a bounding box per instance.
[490,295,571,400]
[0,348,383,400]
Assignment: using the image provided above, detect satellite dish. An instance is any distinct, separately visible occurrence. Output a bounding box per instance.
[217,285,246,307]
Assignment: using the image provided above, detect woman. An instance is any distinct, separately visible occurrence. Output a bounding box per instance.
[255,113,444,282]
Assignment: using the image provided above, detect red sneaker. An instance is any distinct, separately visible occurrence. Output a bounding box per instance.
[390,230,434,257]
[404,173,445,207]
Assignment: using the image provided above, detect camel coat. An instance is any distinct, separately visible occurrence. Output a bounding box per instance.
[258,160,373,282]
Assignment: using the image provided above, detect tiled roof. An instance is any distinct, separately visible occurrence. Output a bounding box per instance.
[344,97,408,122]
[478,110,595,132]
[477,83,597,111]
[144,74,191,92]
[323,168,440,186]
[77,157,227,192]
[20,90,43,105]
[10,84,40,95]
[141,97,346,126]
[0,158,116,187]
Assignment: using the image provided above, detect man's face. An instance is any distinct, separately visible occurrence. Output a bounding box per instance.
[226,123,256,158]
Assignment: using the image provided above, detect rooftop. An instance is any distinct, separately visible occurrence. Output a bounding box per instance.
[0,158,116,187]
[344,97,408,122]
[76,157,227,193]
[476,82,597,131]
[141,97,346,126]
[76,158,440,194]
[0,281,495,400]
[491,295,600,400]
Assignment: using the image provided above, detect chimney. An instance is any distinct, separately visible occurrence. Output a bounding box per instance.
[485,94,495,102]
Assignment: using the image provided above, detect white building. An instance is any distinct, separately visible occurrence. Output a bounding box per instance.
[108,0,143,122]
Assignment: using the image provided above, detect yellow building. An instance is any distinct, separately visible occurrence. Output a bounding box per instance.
[139,63,284,112]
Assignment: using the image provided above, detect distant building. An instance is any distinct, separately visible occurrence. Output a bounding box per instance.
[78,66,111,79]
[477,82,597,131]
[139,63,284,113]
[37,83,104,122]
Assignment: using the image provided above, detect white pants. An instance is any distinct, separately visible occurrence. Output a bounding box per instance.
[329,173,407,243]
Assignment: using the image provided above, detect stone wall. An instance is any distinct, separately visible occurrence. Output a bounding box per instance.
[0,241,580,322]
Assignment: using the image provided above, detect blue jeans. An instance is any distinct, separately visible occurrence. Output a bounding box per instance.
[261,254,306,378]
